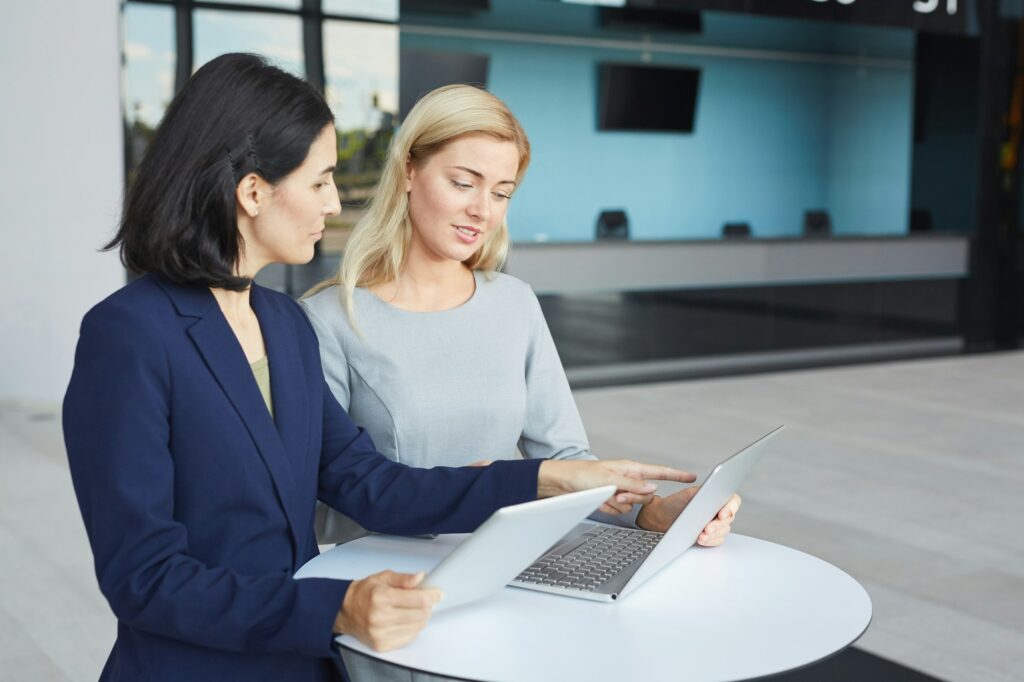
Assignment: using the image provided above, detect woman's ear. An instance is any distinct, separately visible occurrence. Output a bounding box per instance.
[236,172,264,218]
[404,156,413,193]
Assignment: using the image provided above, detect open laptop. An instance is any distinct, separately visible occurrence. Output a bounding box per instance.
[422,426,783,609]
[510,425,785,602]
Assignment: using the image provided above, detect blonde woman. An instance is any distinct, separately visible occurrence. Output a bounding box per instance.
[302,85,740,679]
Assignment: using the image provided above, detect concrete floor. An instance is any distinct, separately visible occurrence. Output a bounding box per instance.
[575,351,1024,682]
[1,351,1022,681]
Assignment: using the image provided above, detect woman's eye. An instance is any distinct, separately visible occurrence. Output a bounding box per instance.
[493,192,511,201]
[451,180,473,190]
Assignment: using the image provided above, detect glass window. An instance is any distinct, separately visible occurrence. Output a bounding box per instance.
[323,0,398,22]
[194,9,304,77]
[123,3,176,171]
[322,20,398,248]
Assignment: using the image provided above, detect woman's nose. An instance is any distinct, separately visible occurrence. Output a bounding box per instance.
[325,186,342,217]
[468,194,490,221]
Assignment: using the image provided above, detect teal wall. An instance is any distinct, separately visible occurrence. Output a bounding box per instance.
[825,64,914,236]
[401,2,915,242]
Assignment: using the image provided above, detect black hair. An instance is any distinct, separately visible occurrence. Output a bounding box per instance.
[107,53,334,290]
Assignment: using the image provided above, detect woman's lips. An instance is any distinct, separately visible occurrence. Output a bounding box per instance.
[454,225,481,243]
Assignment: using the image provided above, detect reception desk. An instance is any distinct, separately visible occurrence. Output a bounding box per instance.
[505,234,967,295]
[503,235,969,386]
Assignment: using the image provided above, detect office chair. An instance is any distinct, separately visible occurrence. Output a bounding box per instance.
[910,209,933,233]
[803,210,832,237]
[722,222,752,238]
[596,210,629,240]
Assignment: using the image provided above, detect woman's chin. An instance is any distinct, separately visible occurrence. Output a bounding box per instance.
[442,241,484,264]
[284,247,317,266]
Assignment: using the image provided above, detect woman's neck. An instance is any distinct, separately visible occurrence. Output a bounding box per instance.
[210,285,267,362]
[211,248,263,322]
[210,286,252,323]
[374,247,475,312]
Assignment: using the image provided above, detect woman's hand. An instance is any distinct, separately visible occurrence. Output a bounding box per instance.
[636,489,742,546]
[334,570,442,652]
[538,460,697,515]
[695,494,740,546]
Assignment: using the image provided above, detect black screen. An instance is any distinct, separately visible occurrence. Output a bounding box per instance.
[598,63,700,133]
[401,0,489,12]
[599,8,703,34]
[399,49,489,119]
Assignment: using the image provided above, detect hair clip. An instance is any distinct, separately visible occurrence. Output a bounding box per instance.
[247,132,261,173]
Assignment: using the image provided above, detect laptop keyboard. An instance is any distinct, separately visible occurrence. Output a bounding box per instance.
[513,525,663,593]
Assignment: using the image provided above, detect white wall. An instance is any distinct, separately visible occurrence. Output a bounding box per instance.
[1,1,125,404]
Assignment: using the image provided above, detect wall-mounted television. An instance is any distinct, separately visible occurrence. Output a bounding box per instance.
[597,63,700,133]
[401,0,489,12]
[600,7,703,34]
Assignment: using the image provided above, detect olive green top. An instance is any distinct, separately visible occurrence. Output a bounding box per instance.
[250,356,273,418]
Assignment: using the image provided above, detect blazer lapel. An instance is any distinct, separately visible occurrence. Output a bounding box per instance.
[154,276,304,557]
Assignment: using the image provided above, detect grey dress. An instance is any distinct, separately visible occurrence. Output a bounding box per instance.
[300,271,636,681]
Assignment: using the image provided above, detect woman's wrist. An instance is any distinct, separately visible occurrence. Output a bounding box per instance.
[635,495,663,531]
[333,581,356,634]
[333,608,346,636]
[537,460,572,499]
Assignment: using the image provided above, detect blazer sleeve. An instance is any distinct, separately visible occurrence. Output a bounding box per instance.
[62,305,348,658]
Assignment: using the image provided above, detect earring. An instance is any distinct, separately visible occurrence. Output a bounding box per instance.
[253,209,259,217]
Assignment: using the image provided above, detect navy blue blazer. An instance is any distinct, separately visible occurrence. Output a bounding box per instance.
[62,274,541,682]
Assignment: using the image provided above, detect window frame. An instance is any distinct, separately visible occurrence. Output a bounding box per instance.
[122,0,398,294]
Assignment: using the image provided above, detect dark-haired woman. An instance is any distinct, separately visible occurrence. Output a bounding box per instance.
[62,53,693,682]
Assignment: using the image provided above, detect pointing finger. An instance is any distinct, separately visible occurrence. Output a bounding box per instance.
[617,462,697,484]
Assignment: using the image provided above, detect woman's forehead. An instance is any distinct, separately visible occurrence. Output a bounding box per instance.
[431,134,519,176]
[300,126,338,170]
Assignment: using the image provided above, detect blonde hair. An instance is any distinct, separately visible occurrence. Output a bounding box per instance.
[306,84,531,320]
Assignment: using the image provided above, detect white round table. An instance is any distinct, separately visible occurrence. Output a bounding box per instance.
[297,533,872,681]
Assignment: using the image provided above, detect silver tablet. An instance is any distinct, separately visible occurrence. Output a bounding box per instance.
[423,485,616,610]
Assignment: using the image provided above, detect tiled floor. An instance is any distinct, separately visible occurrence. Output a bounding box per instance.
[1,351,1022,681]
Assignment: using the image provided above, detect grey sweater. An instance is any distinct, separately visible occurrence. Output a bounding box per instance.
[302,271,634,544]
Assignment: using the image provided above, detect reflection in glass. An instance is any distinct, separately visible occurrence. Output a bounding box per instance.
[123,3,175,171]
[194,10,304,78]
[322,20,398,250]
[323,0,398,22]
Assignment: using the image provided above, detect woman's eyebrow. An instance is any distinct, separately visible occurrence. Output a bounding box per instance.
[320,165,336,175]
[449,165,516,186]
